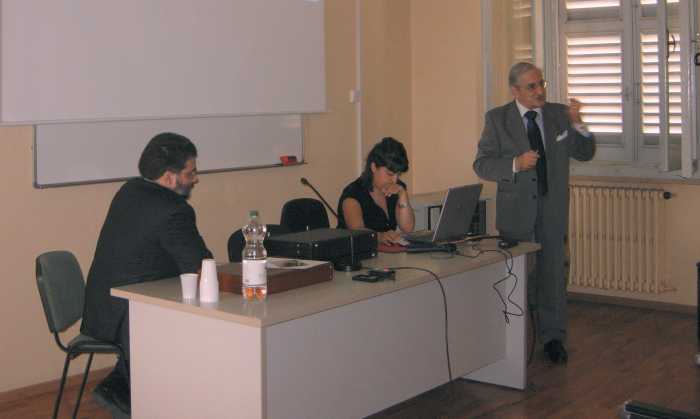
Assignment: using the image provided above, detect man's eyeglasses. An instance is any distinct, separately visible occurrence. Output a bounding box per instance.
[180,168,198,181]
[518,79,547,92]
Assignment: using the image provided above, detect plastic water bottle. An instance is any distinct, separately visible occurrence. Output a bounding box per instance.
[242,210,268,301]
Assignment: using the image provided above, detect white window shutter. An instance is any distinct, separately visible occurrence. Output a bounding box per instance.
[565,33,626,144]
[640,32,682,138]
[565,0,620,20]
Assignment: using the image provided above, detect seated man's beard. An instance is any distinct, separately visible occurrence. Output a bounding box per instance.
[174,179,192,199]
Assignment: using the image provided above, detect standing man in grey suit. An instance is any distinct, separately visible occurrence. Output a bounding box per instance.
[473,62,595,363]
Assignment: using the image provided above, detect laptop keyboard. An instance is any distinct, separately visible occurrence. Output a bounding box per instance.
[405,241,438,249]
[405,241,455,253]
[403,230,434,243]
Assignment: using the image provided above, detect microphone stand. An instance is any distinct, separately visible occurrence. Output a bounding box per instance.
[300,177,338,220]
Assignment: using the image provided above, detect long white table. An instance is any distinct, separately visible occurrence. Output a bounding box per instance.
[113,240,538,419]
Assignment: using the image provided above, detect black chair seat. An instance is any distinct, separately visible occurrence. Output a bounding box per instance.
[67,334,123,355]
[227,224,291,262]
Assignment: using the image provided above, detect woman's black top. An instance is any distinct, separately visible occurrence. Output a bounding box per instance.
[337,178,407,232]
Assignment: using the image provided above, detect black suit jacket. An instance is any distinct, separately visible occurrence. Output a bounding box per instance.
[81,178,212,342]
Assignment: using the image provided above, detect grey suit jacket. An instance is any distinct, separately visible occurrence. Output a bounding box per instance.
[473,101,595,238]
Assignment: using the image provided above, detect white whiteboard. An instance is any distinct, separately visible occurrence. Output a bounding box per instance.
[1,0,325,123]
[34,115,303,187]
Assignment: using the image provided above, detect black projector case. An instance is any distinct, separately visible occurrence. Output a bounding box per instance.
[266,228,377,265]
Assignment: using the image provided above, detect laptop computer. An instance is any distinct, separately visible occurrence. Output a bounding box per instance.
[404,183,483,244]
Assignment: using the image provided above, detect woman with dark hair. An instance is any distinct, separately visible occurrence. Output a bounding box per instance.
[337,137,415,245]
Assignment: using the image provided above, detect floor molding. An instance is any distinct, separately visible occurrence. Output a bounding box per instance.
[568,291,696,315]
[0,367,110,405]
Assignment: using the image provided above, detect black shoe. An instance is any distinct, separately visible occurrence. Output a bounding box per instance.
[544,339,568,364]
[92,373,131,417]
[92,379,113,407]
[111,381,131,415]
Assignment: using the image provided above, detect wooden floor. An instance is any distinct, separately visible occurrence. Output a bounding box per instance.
[1,300,698,419]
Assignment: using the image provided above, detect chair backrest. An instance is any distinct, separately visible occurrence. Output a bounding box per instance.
[280,198,330,233]
[36,251,85,334]
[227,224,291,262]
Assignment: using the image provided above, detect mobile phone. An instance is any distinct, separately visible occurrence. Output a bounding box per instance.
[368,269,396,280]
[352,274,380,283]
[498,239,519,250]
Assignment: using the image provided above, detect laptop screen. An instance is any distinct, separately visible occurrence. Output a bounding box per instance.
[430,183,483,243]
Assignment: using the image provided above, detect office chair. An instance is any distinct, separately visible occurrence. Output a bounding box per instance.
[620,400,700,418]
[227,224,291,262]
[280,198,330,233]
[36,250,124,419]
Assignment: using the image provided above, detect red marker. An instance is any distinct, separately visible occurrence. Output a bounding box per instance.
[280,155,298,165]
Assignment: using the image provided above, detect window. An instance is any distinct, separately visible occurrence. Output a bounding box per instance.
[482,0,536,111]
[545,0,697,178]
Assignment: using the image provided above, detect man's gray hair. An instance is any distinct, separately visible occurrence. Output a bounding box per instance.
[508,62,539,86]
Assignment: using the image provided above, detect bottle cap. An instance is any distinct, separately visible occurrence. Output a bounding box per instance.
[249,210,259,218]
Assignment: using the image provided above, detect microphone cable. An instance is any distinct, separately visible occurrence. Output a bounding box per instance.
[384,266,453,385]
[380,243,528,389]
[458,243,537,365]
[455,244,525,324]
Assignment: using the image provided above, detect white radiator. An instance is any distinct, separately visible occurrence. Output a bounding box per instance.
[568,184,670,293]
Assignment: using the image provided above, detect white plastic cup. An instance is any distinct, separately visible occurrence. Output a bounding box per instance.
[180,273,199,300]
[199,259,219,303]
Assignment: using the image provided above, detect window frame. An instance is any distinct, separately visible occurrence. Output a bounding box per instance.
[560,27,632,161]
[543,0,698,180]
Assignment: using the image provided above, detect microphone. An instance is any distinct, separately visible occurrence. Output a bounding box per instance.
[300,177,339,219]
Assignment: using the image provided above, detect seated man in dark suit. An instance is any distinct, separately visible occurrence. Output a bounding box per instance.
[81,132,212,415]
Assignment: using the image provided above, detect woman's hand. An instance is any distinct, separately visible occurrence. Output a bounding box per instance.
[380,182,406,198]
[378,230,404,245]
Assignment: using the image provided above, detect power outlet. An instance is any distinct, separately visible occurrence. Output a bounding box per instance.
[349,89,361,103]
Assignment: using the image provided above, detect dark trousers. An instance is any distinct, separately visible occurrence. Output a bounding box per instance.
[502,193,567,344]
[115,310,131,385]
[531,194,567,343]
[100,309,130,404]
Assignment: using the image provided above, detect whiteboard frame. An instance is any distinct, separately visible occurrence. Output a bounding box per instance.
[32,114,305,188]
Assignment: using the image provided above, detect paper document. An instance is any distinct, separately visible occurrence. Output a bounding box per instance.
[266,257,327,270]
